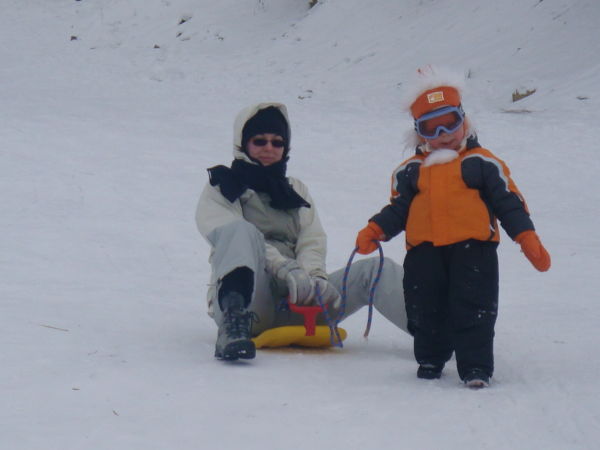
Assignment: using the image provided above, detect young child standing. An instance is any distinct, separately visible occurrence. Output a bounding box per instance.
[355,71,551,388]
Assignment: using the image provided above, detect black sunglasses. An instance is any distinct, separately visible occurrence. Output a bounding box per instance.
[250,138,285,148]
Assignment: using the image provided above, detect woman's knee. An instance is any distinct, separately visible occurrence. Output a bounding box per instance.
[221,220,262,239]
[208,220,265,252]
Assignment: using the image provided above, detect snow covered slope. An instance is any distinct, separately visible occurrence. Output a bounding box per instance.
[2,1,599,448]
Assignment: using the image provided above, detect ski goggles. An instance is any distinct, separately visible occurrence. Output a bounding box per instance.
[414,105,465,139]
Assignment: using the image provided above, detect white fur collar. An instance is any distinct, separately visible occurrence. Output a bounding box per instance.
[423,148,459,167]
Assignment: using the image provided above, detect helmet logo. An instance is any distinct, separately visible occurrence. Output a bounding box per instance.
[427,91,445,103]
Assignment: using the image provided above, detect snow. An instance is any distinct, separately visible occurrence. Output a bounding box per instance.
[2,0,600,448]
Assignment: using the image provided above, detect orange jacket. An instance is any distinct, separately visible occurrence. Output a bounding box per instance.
[371,137,534,248]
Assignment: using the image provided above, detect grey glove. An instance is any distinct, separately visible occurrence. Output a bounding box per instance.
[313,277,342,309]
[275,259,315,305]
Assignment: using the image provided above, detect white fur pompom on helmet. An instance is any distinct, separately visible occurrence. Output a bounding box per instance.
[400,65,475,149]
[400,65,468,117]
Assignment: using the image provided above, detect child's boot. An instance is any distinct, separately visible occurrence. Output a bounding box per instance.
[417,363,444,379]
[463,369,491,388]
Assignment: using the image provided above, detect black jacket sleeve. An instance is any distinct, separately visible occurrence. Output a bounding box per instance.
[462,153,534,239]
[370,160,421,239]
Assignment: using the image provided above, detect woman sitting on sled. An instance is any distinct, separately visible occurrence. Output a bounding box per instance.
[195,102,408,361]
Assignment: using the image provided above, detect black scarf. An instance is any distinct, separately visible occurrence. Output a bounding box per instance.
[207,158,311,210]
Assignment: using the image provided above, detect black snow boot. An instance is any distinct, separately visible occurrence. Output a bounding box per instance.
[417,363,444,380]
[463,369,491,389]
[214,292,256,361]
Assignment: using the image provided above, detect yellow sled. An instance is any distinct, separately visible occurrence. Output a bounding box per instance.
[252,325,347,349]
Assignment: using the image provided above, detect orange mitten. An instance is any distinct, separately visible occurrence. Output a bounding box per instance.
[515,230,551,272]
[355,222,386,255]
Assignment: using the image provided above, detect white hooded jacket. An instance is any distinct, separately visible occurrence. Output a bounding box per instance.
[196,103,327,312]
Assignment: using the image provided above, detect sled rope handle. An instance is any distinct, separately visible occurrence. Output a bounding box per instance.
[314,284,344,348]
[338,242,385,338]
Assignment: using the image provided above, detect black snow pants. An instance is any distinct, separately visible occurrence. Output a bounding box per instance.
[403,240,499,379]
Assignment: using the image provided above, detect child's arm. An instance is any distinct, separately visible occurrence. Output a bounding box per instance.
[463,151,533,239]
[463,150,550,271]
[370,159,421,237]
[355,159,421,254]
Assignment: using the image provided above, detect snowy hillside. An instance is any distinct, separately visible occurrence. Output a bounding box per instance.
[2,0,600,449]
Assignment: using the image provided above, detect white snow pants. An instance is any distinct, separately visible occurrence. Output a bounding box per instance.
[206,220,408,335]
